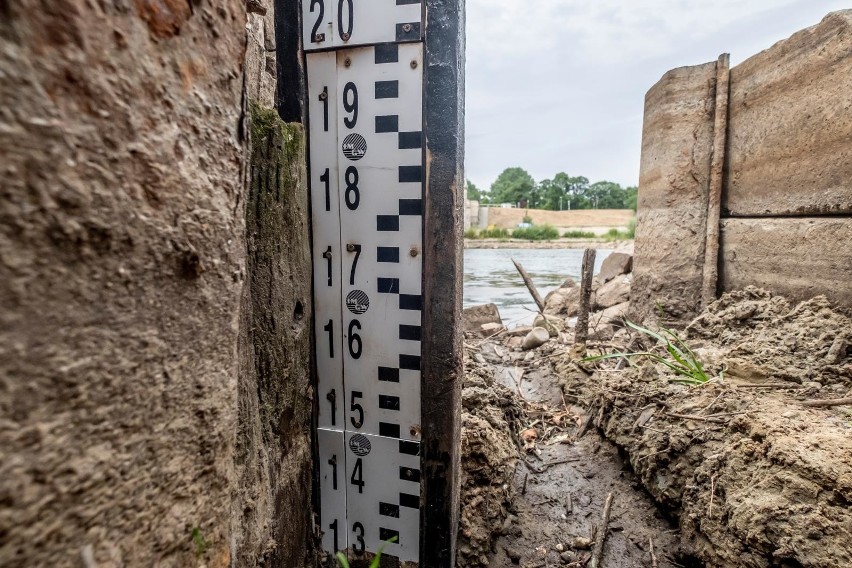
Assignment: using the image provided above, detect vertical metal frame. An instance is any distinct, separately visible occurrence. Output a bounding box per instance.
[420,0,465,566]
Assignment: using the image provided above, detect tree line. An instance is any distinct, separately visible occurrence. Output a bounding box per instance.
[466,167,638,211]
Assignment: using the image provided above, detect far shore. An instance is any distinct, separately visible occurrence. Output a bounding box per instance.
[464,238,634,251]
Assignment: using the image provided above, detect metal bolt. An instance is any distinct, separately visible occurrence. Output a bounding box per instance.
[410,60,418,69]
[318,91,327,101]
[346,243,356,252]
[314,33,326,42]
[402,23,412,33]
[410,425,421,438]
[344,57,351,68]
[341,32,350,41]
[322,250,332,259]
[409,246,419,257]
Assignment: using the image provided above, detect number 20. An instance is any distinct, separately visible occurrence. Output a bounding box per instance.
[309,0,354,42]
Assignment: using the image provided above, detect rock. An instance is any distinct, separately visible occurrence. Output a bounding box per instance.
[597,252,633,284]
[595,274,632,309]
[522,327,550,350]
[545,277,576,302]
[505,325,534,337]
[506,337,524,349]
[463,303,502,333]
[590,302,630,328]
[545,284,582,317]
[533,314,564,337]
[480,322,504,337]
[560,550,576,564]
[568,536,593,550]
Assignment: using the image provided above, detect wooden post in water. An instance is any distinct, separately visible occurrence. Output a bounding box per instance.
[575,248,597,347]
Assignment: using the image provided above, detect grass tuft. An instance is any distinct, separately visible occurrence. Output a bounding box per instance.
[584,320,720,385]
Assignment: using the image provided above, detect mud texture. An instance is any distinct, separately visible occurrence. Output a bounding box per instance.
[460,339,683,568]
[457,355,522,566]
[560,288,852,568]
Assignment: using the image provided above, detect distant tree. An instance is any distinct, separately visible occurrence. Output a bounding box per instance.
[466,179,483,201]
[624,186,638,210]
[490,167,535,207]
[588,181,630,209]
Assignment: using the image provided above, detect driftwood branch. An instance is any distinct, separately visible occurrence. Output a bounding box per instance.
[801,397,852,408]
[512,258,546,312]
[574,248,596,346]
[589,492,614,568]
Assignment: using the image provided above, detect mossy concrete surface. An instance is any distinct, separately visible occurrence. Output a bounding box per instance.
[231,103,315,567]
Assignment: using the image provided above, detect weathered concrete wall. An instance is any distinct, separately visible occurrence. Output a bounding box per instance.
[724,11,852,216]
[0,1,247,566]
[720,218,852,310]
[633,10,852,322]
[630,62,717,325]
[1,1,317,566]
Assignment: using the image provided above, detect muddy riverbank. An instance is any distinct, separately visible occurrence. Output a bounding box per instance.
[459,283,851,567]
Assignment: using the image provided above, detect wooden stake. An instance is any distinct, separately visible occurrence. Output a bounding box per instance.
[589,492,614,568]
[512,258,546,313]
[574,248,596,347]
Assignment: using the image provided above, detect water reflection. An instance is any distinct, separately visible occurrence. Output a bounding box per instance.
[463,248,612,327]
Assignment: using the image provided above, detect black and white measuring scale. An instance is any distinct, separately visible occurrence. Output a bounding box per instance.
[304,0,427,563]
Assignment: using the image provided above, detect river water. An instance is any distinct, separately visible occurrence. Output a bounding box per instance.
[463,248,612,327]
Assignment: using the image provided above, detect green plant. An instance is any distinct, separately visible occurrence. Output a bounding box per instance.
[335,536,399,568]
[522,214,533,224]
[562,229,597,239]
[511,224,559,240]
[479,227,509,239]
[191,526,208,556]
[584,320,720,386]
[464,227,479,239]
[625,217,636,238]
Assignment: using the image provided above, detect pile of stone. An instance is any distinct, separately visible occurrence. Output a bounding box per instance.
[462,252,635,350]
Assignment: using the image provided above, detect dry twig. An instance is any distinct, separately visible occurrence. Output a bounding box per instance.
[589,492,614,568]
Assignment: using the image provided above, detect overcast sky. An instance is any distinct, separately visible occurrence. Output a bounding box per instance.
[464,0,849,191]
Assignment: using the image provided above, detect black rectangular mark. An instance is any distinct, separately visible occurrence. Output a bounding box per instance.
[399,440,420,456]
[377,215,399,231]
[399,324,421,341]
[376,115,399,133]
[396,0,421,4]
[399,492,420,509]
[399,131,422,149]
[377,247,400,263]
[399,466,421,483]
[398,165,423,183]
[378,278,400,294]
[379,395,401,411]
[399,354,421,371]
[396,22,421,42]
[380,527,400,543]
[378,366,400,383]
[375,80,399,99]
[380,422,401,438]
[374,43,399,64]
[399,198,422,215]
[399,294,422,311]
[380,502,400,518]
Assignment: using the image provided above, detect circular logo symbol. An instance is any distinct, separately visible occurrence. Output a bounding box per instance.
[346,290,370,315]
[349,434,371,457]
[342,133,367,161]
